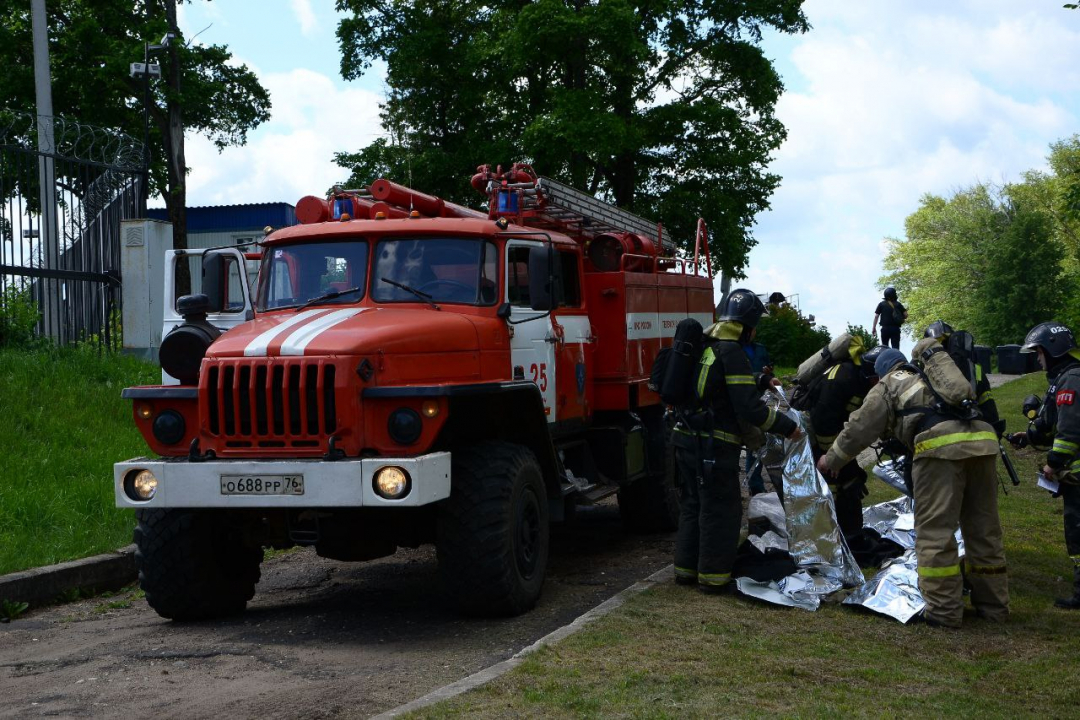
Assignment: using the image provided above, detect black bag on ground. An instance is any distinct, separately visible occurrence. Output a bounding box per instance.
[732,540,798,583]
[650,318,706,407]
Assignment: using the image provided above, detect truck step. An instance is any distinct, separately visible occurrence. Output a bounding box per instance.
[577,485,619,505]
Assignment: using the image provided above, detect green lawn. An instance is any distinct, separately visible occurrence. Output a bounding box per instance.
[418,372,1080,718]
[0,346,157,576]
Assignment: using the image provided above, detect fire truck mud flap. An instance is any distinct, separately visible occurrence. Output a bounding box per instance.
[113,453,451,509]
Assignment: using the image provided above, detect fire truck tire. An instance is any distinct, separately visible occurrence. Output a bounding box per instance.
[134,509,262,621]
[617,437,680,533]
[437,442,550,616]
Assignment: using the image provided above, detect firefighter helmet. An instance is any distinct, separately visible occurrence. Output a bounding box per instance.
[883,286,898,301]
[861,345,885,377]
[716,288,767,328]
[1020,322,1077,357]
[924,320,953,339]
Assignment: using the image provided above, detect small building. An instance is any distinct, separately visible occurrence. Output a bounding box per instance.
[146,203,297,249]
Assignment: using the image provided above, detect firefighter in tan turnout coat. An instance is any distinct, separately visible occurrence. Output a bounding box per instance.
[816,347,1010,627]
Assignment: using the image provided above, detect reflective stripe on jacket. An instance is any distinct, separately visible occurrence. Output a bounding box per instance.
[824,367,998,471]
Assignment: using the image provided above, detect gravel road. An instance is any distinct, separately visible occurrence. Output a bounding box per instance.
[0,500,674,719]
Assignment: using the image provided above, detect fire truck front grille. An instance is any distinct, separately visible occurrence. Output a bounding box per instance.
[204,359,337,439]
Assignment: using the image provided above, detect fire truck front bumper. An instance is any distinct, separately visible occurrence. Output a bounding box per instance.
[113,453,451,509]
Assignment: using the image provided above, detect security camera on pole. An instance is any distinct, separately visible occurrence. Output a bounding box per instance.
[129,31,173,216]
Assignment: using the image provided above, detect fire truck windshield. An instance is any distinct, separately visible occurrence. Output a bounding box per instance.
[257,239,369,311]
[372,238,498,306]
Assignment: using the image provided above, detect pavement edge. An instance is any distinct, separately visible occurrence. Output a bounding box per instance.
[0,545,137,610]
[370,563,674,720]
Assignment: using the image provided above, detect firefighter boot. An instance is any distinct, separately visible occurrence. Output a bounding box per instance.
[1053,562,1080,609]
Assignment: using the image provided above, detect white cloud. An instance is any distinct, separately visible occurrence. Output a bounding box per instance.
[182,68,384,206]
[736,1,1080,353]
[290,0,318,38]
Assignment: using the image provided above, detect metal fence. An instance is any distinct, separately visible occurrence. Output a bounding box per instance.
[0,109,145,348]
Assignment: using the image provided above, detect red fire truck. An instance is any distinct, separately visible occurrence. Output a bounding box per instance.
[115,164,714,620]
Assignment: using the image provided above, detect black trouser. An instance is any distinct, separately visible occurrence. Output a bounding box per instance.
[880,325,901,349]
[674,444,741,588]
[811,444,866,541]
[1062,481,1080,595]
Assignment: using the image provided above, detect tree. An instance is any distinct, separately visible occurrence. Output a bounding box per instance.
[0,0,271,250]
[334,0,809,278]
[974,206,1072,343]
[881,179,1075,347]
[754,303,830,367]
[846,323,878,352]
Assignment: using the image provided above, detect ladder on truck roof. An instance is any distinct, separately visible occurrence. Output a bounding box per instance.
[517,176,676,253]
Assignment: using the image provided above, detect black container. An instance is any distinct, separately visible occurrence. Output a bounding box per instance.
[996,344,1025,375]
[974,345,992,378]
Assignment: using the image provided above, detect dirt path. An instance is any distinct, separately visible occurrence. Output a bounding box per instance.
[0,500,673,719]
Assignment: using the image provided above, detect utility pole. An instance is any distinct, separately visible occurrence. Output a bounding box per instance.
[163,0,187,253]
[31,0,60,339]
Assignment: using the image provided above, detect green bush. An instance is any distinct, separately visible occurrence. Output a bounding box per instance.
[0,285,42,349]
[754,304,831,366]
[847,323,879,351]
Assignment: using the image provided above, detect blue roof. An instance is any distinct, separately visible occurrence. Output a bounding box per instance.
[146,203,297,232]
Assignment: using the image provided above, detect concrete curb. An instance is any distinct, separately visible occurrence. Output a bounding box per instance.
[0,545,137,608]
[371,563,674,720]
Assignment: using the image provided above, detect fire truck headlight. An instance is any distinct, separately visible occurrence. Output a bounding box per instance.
[373,466,410,499]
[125,469,159,501]
[387,407,422,445]
[152,410,186,445]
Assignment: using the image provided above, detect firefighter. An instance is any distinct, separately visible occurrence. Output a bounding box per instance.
[871,287,907,349]
[807,344,885,541]
[1006,322,1080,609]
[672,289,801,594]
[816,349,1009,627]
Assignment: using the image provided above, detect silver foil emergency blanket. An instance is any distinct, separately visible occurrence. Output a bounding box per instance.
[861,495,916,549]
[843,496,966,623]
[842,549,924,623]
[739,397,863,610]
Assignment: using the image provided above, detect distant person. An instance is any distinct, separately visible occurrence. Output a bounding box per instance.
[872,287,907,349]
[743,340,773,496]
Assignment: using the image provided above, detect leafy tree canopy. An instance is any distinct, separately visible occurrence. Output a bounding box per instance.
[334,0,808,278]
[0,0,270,212]
[880,144,1078,348]
[755,303,830,367]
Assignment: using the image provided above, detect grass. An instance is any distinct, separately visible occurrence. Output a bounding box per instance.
[0,346,158,576]
[416,371,1080,718]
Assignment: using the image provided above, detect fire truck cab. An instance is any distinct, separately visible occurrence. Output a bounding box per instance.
[114,164,714,620]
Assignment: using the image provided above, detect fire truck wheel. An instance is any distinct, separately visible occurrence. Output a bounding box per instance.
[617,428,680,533]
[438,441,550,616]
[134,509,262,621]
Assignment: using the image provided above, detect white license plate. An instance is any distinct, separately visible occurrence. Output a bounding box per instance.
[220,475,304,496]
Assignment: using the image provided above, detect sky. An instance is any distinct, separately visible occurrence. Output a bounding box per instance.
[172,0,1080,355]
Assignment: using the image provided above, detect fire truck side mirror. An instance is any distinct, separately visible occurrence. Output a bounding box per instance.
[201,250,231,313]
[528,248,553,311]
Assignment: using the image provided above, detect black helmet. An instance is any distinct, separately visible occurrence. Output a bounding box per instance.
[1020,322,1076,357]
[716,288,767,328]
[924,320,953,339]
[883,286,898,301]
[861,345,885,377]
